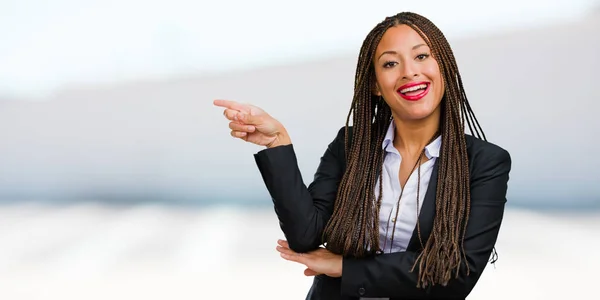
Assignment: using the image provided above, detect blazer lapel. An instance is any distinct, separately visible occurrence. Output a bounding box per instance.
[407,159,439,252]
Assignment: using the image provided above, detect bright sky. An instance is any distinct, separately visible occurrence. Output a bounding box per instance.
[0,0,596,98]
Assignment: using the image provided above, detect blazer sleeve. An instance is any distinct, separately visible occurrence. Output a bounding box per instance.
[340,147,512,299]
[253,127,346,253]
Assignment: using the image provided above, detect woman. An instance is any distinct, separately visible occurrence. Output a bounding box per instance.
[214,12,511,300]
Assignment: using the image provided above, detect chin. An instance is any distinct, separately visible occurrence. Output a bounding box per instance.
[406,113,434,121]
[389,96,441,121]
[402,107,437,121]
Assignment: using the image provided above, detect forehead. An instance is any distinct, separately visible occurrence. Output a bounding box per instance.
[375,25,429,53]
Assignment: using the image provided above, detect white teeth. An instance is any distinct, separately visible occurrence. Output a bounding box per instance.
[399,84,428,94]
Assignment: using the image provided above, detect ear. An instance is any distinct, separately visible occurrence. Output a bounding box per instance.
[372,81,382,96]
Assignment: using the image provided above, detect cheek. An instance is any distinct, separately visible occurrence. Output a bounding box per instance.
[424,64,444,96]
[424,63,442,81]
[376,73,397,92]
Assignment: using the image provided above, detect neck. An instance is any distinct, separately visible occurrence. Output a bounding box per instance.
[392,110,441,156]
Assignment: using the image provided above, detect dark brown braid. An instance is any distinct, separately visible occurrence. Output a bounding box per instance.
[321,12,487,288]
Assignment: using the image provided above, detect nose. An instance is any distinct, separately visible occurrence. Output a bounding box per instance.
[399,60,418,80]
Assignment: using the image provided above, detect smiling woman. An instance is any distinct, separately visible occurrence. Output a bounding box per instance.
[214,11,511,300]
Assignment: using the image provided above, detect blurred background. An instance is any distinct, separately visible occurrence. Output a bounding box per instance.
[1,0,599,299]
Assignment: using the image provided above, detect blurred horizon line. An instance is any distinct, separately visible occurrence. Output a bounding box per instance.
[0,196,598,212]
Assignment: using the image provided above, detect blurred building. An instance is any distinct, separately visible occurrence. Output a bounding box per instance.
[0,9,599,209]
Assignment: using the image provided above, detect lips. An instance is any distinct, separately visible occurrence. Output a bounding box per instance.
[397,81,430,101]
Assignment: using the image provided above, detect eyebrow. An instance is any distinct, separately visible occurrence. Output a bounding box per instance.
[377,43,428,60]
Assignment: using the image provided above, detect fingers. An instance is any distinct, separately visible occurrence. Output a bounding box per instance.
[229,121,255,140]
[221,108,260,127]
[275,245,297,257]
[223,109,238,121]
[235,112,260,125]
[277,239,290,249]
[229,122,255,133]
[279,251,305,264]
[276,245,306,265]
[213,99,249,113]
[230,130,248,139]
[275,239,341,278]
[304,268,320,277]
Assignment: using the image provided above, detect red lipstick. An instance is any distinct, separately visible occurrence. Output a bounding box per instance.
[397,81,430,101]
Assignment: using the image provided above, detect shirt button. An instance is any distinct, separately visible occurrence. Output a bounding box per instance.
[391,218,396,222]
[358,287,366,296]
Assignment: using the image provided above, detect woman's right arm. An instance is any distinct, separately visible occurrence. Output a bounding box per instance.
[213,99,346,253]
[254,127,346,253]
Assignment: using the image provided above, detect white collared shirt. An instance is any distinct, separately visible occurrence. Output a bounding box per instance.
[361,120,441,300]
[375,119,441,253]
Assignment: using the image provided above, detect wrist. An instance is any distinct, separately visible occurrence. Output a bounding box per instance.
[266,130,292,148]
[334,256,343,278]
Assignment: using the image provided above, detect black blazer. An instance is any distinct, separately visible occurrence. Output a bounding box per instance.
[254,126,512,300]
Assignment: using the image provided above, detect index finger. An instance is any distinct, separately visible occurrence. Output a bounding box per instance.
[277,239,290,249]
[213,99,250,113]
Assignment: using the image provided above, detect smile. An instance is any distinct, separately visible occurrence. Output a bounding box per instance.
[396,82,430,101]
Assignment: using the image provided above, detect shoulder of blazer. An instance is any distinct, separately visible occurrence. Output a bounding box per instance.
[331,125,351,166]
[465,134,512,176]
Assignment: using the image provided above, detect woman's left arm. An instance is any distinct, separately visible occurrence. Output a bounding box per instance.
[340,147,512,299]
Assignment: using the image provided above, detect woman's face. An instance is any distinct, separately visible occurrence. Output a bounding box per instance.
[373,25,445,122]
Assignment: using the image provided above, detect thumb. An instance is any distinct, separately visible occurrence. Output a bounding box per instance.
[304,268,320,276]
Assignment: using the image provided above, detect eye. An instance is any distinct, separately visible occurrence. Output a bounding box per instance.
[416,53,430,61]
[383,61,397,68]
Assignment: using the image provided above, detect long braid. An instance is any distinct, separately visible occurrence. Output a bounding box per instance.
[322,12,487,288]
[323,20,392,256]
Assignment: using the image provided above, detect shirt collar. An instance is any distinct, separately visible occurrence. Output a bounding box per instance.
[381,119,442,159]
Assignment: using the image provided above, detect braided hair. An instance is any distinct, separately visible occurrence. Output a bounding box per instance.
[322,12,487,288]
